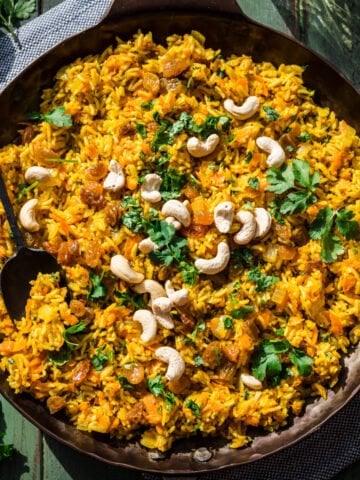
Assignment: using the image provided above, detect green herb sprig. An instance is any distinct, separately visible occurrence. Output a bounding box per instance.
[147,375,176,410]
[0,0,36,41]
[28,106,73,127]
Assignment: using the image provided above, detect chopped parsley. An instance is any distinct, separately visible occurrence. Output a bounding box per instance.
[193,355,204,366]
[248,177,260,190]
[114,290,145,309]
[121,197,144,233]
[135,123,147,139]
[92,345,111,371]
[244,151,253,163]
[230,306,254,319]
[217,69,227,78]
[185,399,202,418]
[147,375,176,410]
[263,105,281,121]
[28,106,73,127]
[50,321,88,366]
[191,321,206,339]
[309,207,358,263]
[248,267,280,292]
[266,159,320,215]
[222,316,234,330]
[230,247,254,269]
[297,131,311,142]
[118,375,134,391]
[140,100,154,110]
[88,271,107,301]
[62,322,87,349]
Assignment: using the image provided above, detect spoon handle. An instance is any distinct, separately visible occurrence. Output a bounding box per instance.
[0,173,25,251]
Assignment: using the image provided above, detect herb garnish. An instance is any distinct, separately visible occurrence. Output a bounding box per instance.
[248,177,260,190]
[17,180,38,201]
[266,159,320,215]
[0,0,36,41]
[88,271,106,301]
[230,247,254,269]
[136,123,147,139]
[118,375,133,391]
[49,322,88,366]
[248,267,280,292]
[147,375,176,410]
[251,339,313,386]
[230,306,254,319]
[244,151,253,163]
[263,105,281,121]
[92,345,112,371]
[193,355,204,366]
[185,399,202,418]
[309,207,358,263]
[141,100,154,110]
[114,290,145,309]
[222,316,234,330]
[28,106,73,127]
[297,131,311,142]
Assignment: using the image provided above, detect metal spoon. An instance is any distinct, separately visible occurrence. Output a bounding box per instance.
[0,173,63,320]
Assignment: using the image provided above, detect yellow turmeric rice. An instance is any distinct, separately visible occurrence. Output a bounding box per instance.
[0,31,359,452]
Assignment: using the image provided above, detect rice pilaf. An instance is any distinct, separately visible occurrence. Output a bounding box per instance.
[0,31,359,452]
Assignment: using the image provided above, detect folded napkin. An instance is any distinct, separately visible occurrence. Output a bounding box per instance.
[0,1,358,479]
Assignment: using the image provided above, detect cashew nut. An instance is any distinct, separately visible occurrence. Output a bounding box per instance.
[214,201,234,233]
[161,200,191,227]
[19,198,40,232]
[155,346,185,381]
[110,254,144,284]
[133,279,166,300]
[141,174,162,203]
[165,216,182,231]
[254,208,272,239]
[24,166,52,183]
[152,297,174,329]
[187,133,220,158]
[138,237,159,254]
[256,136,285,167]
[165,280,189,306]
[103,160,125,192]
[224,96,259,120]
[194,241,230,275]
[240,373,262,390]
[133,310,157,343]
[233,210,257,245]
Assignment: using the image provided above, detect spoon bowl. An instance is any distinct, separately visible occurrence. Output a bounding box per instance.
[0,173,65,320]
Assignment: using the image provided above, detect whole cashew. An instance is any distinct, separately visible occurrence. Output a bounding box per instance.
[224,96,260,120]
[155,346,185,381]
[233,210,257,245]
[165,280,189,306]
[187,133,220,158]
[25,166,53,183]
[133,310,157,343]
[103,160,125,192]
[256,136,285,167]
[161,200,191,227]
[214,201,234,233]
[141,174,162,203]
[152,297,174,329]
[165,216,182,231]
[194,241,230,275]
[110,254,144,284]
[253,208,272,239]
[19,199,40,232]
[138,237,159,254]
[240,373,262,390]
[133,279,166,300]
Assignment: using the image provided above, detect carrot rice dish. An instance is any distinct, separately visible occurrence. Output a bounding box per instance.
[0,31,359,452]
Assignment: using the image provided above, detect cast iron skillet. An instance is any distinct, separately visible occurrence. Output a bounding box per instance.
[0,0,359,474]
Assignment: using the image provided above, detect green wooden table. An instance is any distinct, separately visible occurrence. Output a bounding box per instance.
[0,1,359,479]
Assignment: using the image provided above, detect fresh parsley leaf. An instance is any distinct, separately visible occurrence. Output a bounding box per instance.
[147,219,176,248]
[48,345,71,366]
[289,347,313,376]
[180,261,198,285]
[118,375,133,391]
[286,145,295,152]
[309,207,334,240]
[114,290,145,309]
[321,233,344,263]
[244,151,253,163]
[269,199,285,224]
[275,328,285,335]
[122,210,144,232]
[297,131,311,142]
[231,306,254,319]
[191,321,206,339]
[147,375,176,410]
[280,190,316,215]
[230,247,254,269]
[0,0,36,41]
[193,355,204,366]
[141,100,154,110]
[223,316,234,330]
[88,271,106,300]
[292,158,319,190]
[185,399,202,418]
[263,105,281,121]
[217,69,227,78]
[62,322,87,349]
[159,168,187,201]
[266,164,295,194]
[163,391,177,410]
[335,209,359,240]
[248,267,280,292]
[28,106,73,127]
[248,177,260,190]
[309,207,345,263]
[92,345,109,371]
[136,123,147,139]
[251,340,289,383]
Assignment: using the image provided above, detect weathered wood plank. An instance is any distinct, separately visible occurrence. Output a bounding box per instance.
[0,396,42,480]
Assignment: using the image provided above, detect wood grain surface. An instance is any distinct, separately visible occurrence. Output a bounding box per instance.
[0,1,359,479]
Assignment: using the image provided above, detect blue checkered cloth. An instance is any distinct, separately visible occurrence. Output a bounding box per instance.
[0,1,359,479]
